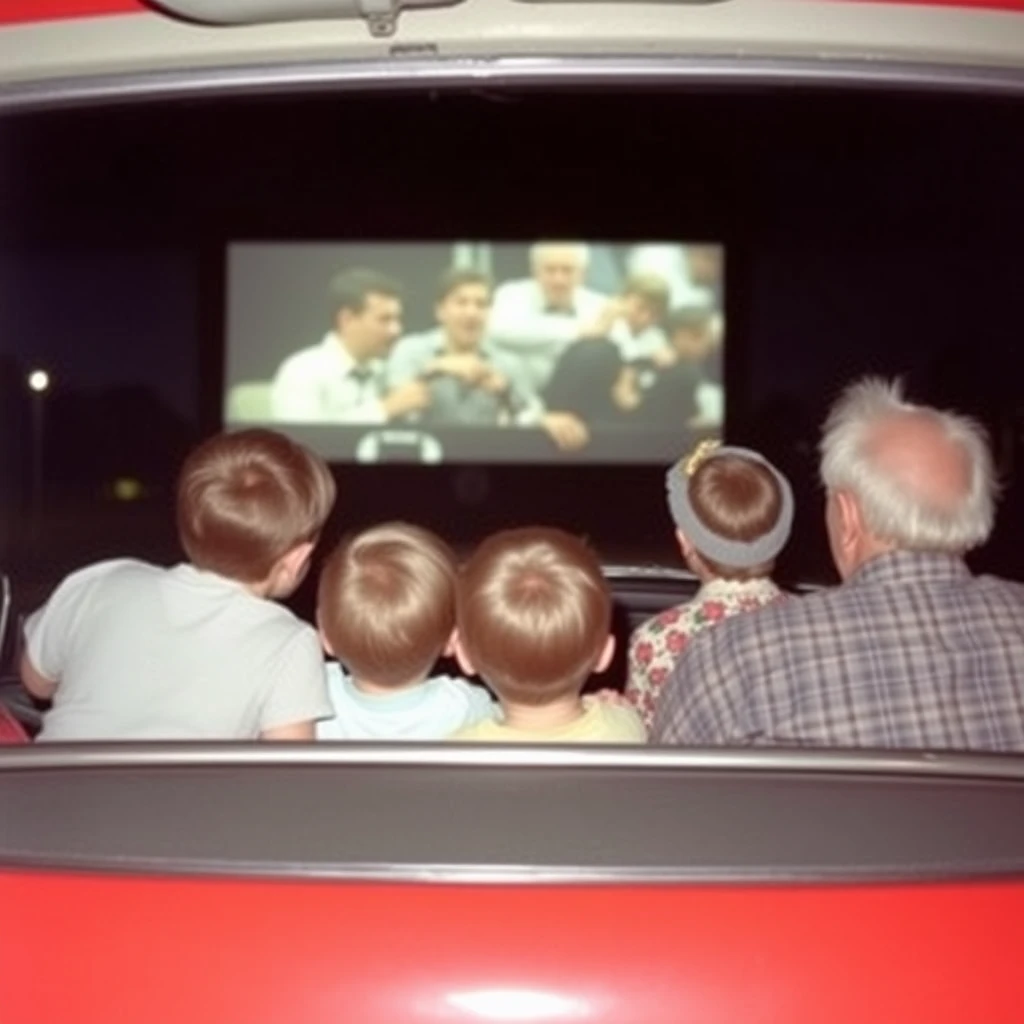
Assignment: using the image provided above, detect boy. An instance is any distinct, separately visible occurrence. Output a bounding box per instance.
[451,526,646,743]
[316,522,495,740]
[609,272,671,363]
[629,305,723,430]
[21,428,336,741]
[626,441,792,728]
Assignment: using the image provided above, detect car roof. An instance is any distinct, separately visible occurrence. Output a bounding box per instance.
[1,0,1023,109]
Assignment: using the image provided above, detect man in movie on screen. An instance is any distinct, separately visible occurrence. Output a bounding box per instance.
[269,268,431,425]
[385,267,592,451]
[488,242,623,396]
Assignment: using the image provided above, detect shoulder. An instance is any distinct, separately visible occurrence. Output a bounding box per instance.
[275,342,323,375]
[52,558,159,597]
[220,586,320,646]
[390,331,436,358]
[973,572,1024,601]
[429,675,496,705]
[678,585,834,661]
[449,718,498,742]
[493,279,533,300]
[631,601,692,647]
[590,700,647,742]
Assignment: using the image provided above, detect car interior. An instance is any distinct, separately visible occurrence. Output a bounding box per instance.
[1,8,1024,1021]
[1,83,1023,732]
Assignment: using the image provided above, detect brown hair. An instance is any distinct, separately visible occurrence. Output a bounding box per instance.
[436,268,493,303]
[318,522,457,689]
[176,429,336,582]
[622,272,671,321]
[688,454,782,580]
[328,268,401,324]
[666,305,714,335]
[457,527,610,707]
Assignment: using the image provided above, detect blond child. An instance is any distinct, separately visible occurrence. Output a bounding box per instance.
[452,526,646,744]
[316,522,496,740]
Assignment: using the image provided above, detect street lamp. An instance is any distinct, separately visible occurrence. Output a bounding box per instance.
[26,368,51,531]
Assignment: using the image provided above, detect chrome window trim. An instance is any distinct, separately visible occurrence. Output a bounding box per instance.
[3,742,1024,781]
[1,55,1024,115]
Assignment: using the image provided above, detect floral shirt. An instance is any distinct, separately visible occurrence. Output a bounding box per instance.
[626,576,784,730]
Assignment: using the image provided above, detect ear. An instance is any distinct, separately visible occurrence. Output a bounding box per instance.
[452,631,476,677]
[674,528,694,560]
[834,489,864,553]
[267,541,314,598]
[441,629,457,659]
[592,634,616,676]
[315,612,335,657]
[281,541,314,585]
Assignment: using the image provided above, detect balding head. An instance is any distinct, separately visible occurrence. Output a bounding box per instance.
[819,378,996,576]
[530,242,590,309]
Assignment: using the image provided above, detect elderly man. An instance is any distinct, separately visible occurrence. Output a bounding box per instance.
[489,242,618,395]
[652,377,1024,751]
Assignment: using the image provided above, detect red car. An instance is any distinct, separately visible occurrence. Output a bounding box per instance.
[2,1,1024,1021]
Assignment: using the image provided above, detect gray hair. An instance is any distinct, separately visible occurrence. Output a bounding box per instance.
[529,242,591,267]
[819,377,997,553]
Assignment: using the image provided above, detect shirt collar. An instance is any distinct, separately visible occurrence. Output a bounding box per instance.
[341,672,431,710]
[695,576,782,602]
[429,327,495,361]
[320,331,380,377]
[849,549,971,587]
[171,563,255,596]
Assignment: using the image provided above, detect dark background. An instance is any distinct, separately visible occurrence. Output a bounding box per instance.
[1,85,1022,623]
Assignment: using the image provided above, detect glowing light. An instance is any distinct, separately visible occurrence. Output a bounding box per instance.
[27,369,50,393]
[112,478,144,502]
[445,988,591,1021]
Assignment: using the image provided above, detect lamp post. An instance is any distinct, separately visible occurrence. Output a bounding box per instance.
[27,368,50,533]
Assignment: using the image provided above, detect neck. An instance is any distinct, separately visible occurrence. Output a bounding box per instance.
[351,676,420,696]
[337,332,369,365]
[843,536,898,580]
[499,694,586,731]
[444,334,478,354]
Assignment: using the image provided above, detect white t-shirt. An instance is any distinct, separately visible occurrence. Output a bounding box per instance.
[316,663,497,741]
[24,559,333,741]
[488,279,609,394]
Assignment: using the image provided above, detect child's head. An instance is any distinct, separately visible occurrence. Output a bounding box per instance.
[318,522,457,689]
[620,273,671,335]
[666,305,716,363]
[455,527,613,707]
[666,441,794,581]
[176,428,335,595]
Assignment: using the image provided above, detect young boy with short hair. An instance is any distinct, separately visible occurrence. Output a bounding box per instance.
[451,526,646,743]
[626,305,724,431]
[609,272,672,363]
[21,428,336,741]
[316,522,496,740]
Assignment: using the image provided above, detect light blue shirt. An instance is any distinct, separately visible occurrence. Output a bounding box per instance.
[316,662,498,741]
[387,327,543,425]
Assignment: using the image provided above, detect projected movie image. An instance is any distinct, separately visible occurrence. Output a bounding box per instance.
[224,242,724,464]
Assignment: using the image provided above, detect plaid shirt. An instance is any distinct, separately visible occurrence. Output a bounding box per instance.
[652,550,1024,751]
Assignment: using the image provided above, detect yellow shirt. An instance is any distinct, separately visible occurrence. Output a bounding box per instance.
[452,698,647,744]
